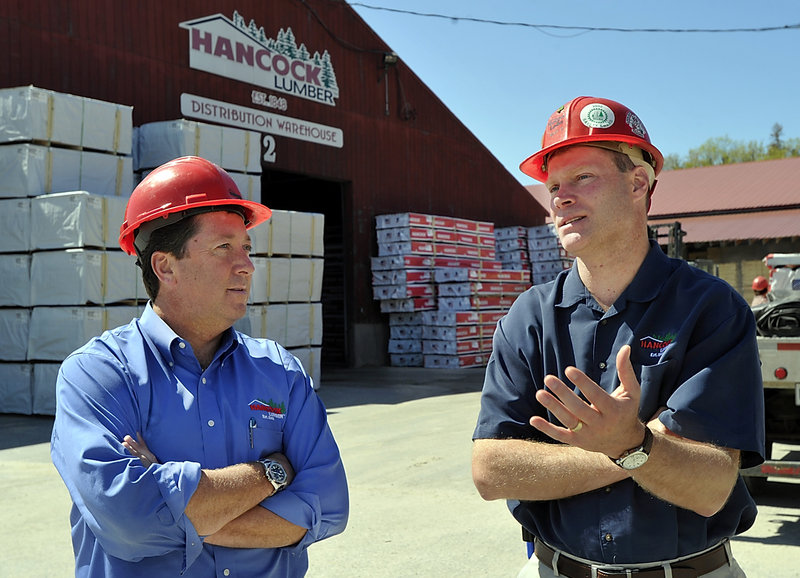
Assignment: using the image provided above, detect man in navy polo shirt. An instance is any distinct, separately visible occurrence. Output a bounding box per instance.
[472,97,764,578]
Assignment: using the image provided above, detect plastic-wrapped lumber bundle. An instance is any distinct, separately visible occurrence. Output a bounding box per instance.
[527,224,572,285]
[388,312,424,367]
[420,310,504,368]
[135,119,261,174]
[494,226,532,281]
[0,85,133,155]
[0,144,134,198]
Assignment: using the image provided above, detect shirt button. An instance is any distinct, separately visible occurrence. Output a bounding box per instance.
[599,362,607,370]
[604,487,612,493]
[208,420,215,427]
[178,342,186,349]
[223,570,230,577]
[202,377,207,384]
[605,533,613,542]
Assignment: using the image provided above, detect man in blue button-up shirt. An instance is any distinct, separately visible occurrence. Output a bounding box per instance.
[51,156,348,577]
[472,98,764,577]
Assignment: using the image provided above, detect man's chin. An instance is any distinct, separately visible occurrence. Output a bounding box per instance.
[558,234,585,256]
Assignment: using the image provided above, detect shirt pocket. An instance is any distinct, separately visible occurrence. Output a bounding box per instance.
[249,420,284,460]
[637,358,678,420]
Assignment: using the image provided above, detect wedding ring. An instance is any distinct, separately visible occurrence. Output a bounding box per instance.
[570,421,583,432]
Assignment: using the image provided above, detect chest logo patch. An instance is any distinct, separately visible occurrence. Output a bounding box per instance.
[639,333,676,358]
[249,398,286,420]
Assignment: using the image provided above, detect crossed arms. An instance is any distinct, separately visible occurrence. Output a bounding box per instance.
[124,434,305,547]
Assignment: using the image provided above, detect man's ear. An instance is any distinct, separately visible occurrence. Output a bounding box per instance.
[631,166,651,204]
[151,251,176,285]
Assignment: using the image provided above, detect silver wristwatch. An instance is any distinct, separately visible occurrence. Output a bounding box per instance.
[258,458,288,492]
[613,426,654,470]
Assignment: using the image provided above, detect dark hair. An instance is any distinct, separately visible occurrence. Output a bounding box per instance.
[610,149,636,174]
[138,215,200,300]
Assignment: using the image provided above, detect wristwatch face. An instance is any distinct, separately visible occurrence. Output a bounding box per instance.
[268,462,287,484]
[619,451,649,470]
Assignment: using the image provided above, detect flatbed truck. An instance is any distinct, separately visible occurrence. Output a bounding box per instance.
[741,253,800,493]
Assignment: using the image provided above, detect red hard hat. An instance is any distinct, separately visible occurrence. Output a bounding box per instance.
[519,96,664,183]
[119,156,271,256]
[752,276,769,292]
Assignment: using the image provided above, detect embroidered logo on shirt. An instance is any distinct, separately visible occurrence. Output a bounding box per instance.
[639,333,676,358]
[249,398,286,420]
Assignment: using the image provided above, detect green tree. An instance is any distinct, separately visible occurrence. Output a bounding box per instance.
[668,124,800,169]
[766,123,784,159]
[663,153,682,171]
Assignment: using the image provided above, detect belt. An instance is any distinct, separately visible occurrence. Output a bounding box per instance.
[533,539,729,578]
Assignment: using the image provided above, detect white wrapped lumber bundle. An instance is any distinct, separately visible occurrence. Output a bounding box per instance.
[0,144,133,198]
[136,119,261,174]
[0,85,132,154]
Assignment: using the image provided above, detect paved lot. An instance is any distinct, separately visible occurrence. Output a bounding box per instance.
[1,367,799,577]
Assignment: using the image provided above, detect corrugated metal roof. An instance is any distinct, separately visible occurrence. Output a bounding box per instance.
[650,156,800,216]
[649,209,800,244]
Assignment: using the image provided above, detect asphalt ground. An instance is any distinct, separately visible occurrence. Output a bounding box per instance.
[1,366,799,577]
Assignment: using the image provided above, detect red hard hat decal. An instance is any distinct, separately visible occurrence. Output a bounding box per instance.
[580,103,615,129]
[519,96,663,183]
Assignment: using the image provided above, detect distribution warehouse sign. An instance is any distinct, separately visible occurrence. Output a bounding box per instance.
[179,12,340,106]
[181,93,343,148]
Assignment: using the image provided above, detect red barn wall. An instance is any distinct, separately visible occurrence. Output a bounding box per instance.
[1,0,545,366]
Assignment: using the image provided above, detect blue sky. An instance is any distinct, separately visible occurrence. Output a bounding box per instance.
[350,1,800,185]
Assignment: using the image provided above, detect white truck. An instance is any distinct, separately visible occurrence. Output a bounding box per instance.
[742,253,800,493]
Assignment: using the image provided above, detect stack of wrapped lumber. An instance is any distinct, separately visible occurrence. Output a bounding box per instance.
[238,209,325,388]
[527,224,572,284]
[0,192,146,414]
[135,119,262,203]
[371,212,530,368]
[425,265,528,368]
[0,86,138,415]
[494,226,532,281]
[0,86,134,197]
[419,310,506,369]
[0,90,327,411]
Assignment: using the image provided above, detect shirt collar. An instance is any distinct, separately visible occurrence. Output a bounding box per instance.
[557,240,673,311]
[140,302,239,368]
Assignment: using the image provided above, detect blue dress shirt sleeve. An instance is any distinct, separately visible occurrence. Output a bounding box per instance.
[51,344,204,568]
[259,347,349,551]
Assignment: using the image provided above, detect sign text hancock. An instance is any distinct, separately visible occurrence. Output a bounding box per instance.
[179,12,340,106]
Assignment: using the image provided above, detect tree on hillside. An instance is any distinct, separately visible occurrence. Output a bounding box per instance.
[665,125,800,170]
[766,123,800,159]
[770,123,783,150]
[683,136,761,168]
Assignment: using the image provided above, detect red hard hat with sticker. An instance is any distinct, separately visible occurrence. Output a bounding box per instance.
[119,156,271,256]
[519,96,664,183]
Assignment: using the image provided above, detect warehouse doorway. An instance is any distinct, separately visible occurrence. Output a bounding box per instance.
[261,170,349,367]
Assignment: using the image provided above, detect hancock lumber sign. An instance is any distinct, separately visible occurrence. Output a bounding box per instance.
[180,11,340,107]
